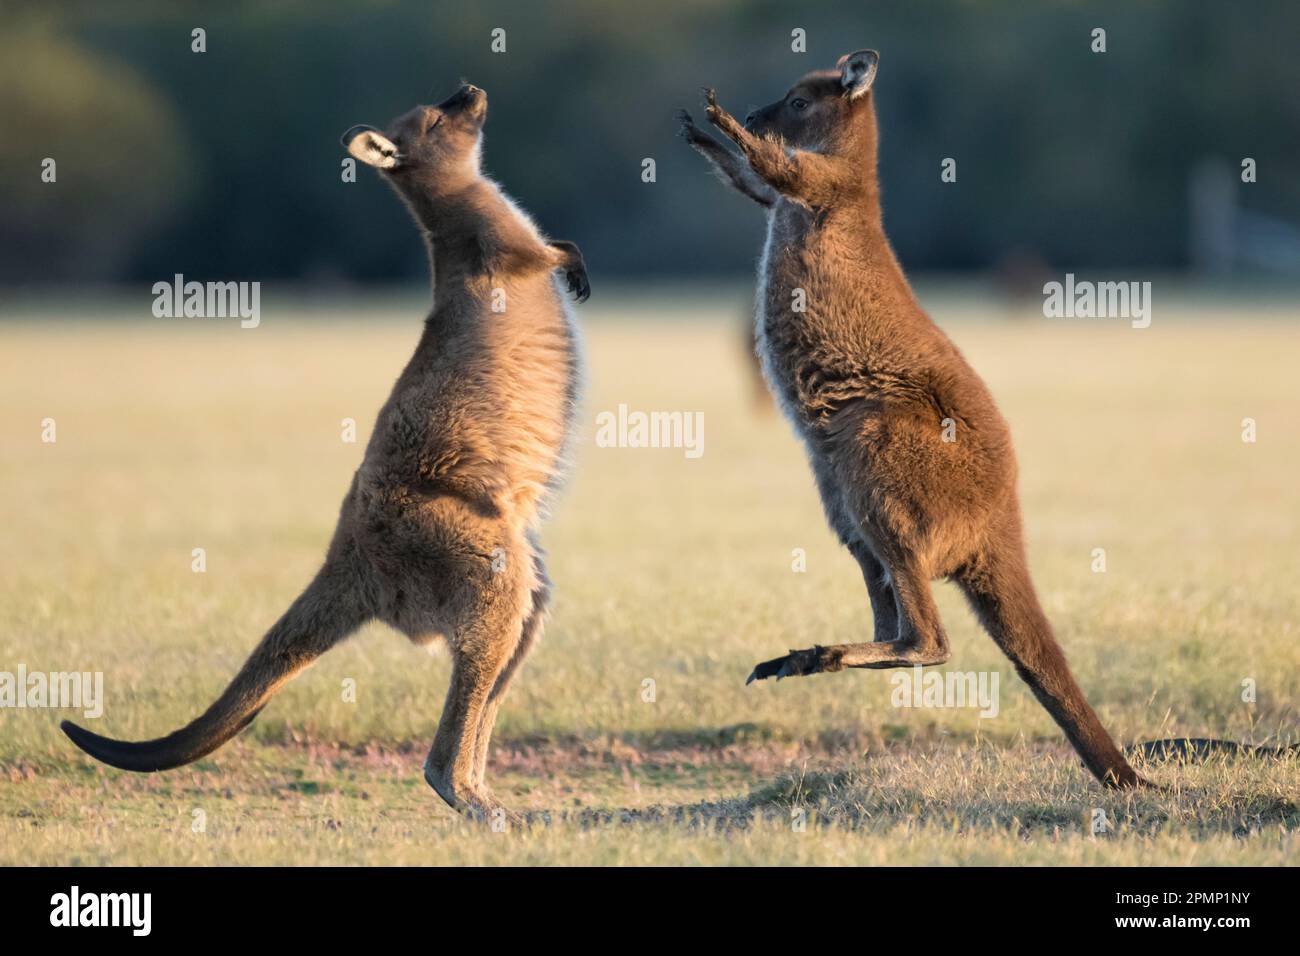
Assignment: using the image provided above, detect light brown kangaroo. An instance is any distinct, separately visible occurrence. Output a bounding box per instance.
[62,83,589,818]
[679,51,1147,788]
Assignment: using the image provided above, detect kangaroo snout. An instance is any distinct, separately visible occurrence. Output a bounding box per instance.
[743,105,776,135]
[447,83,487,116]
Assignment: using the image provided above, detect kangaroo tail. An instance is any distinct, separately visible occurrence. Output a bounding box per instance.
[956,533,1146,789]
[1128,738,1300,761]
[62,560,368,773]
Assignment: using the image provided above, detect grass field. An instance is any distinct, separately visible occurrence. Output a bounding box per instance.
[1,283,1297,865]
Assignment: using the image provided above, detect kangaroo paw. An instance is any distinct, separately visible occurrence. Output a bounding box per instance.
[676,108,699,140]
[566,267,591,303]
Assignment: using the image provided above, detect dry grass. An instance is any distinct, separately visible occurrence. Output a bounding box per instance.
[1,283,1296,864]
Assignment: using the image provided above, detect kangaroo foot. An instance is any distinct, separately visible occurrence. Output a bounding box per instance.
[424,761,522,827]
[746,645,838,683]
[464,785,525,829]
[747,640,951,683]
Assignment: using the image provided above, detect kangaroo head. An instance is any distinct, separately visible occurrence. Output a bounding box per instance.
[341,83,488,194]
[743,49,879,153]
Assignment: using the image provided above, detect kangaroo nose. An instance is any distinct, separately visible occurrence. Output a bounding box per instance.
[745,111,757,125]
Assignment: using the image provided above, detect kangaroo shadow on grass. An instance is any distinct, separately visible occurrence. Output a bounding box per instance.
[508,752,1300,836]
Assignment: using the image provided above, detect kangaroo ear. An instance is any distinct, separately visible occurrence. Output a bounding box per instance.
[838,49,880,99]
[341,125,401,169]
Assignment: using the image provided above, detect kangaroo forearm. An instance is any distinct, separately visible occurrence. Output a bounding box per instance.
[691,137,776,206]
[705,93,845,208]
[731,133,842,208]
[678,109,776,207]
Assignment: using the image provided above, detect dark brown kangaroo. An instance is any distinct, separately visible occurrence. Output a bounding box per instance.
[679,50,1146,788]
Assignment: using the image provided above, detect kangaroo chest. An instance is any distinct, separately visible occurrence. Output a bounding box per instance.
[754,205,864,436]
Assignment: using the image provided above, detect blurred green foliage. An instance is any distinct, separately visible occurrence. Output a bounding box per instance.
[0,22,192,281]
[2,0,1297,283]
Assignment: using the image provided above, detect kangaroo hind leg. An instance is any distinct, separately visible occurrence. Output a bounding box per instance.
[421,538,534,820]
[747,554,950,683]
[470,552,551,794]
[848,540,900,643]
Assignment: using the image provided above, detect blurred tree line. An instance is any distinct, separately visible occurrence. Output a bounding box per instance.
[2,0,1297,284]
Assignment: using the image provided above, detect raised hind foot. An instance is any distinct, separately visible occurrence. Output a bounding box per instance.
[746,640,950,684]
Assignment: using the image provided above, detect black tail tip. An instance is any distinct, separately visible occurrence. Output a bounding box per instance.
[61,719,110,758]
[60,718,159,772]
[60,719,94,751]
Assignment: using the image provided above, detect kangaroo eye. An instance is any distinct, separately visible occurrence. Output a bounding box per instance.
[790,98,809,111]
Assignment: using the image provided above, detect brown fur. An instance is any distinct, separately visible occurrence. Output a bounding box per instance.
[62,84,589,819]
[679,52,1145,788]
